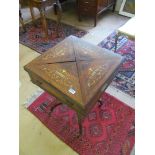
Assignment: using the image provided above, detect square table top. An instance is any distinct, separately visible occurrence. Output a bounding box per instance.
[25,36,123,116]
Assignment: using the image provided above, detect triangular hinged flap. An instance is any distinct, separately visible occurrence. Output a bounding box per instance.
[77,58,122,106]
[30,38,76,64]
[29,62,84,106]
[71,36,117,61]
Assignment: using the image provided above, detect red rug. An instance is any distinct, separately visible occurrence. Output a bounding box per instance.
[28,92,135,155]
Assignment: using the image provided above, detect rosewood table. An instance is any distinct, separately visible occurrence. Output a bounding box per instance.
[24,36,123,134]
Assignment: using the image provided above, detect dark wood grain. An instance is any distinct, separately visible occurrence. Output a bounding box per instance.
[77,0,116,26]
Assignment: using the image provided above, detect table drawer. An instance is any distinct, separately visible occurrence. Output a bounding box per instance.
[78,0,96,7]
[79,6,96,15]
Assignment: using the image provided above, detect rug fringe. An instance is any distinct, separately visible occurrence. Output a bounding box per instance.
[24,88,44,108]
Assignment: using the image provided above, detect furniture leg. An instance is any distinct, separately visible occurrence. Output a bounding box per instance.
[19,10,26,32]
[48,103,62,116]
[56,0,62,24]
[112,2,116,12]
[77,113,83,135]
[94,14,97,27]
[53,3,57,15]
[77,2,82,22]
[29,4,36,25]
[39,7,49,39]
[114,32,118,52]
[55,0,62,37]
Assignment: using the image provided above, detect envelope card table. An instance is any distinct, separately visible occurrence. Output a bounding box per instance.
[24,36,123,135]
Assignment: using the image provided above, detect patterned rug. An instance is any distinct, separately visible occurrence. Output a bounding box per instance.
[98,33,135,97]
[28,91,135,155]
[19,18,87,54]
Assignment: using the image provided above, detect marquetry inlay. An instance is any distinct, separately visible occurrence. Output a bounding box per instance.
[87,65,108,88]
[24,35,123,110]
[41,42,70,60]
[38,63,83,104]
[41,66,74,87]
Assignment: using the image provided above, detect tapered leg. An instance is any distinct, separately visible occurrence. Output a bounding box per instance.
[39,7,48,39]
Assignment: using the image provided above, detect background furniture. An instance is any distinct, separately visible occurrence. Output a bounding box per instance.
[24,36,123,134]
[19,0,62,39]
[115,17,135,52]
[29,0,62,39]
[77,0,117,26]
[19,3,26,32]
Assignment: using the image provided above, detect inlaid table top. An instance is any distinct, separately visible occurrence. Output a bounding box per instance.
[24,36,123,118]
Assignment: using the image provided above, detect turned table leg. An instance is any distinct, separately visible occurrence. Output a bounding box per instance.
[29,4,36,25]
[55,0,62,37]
[39,7,49,39]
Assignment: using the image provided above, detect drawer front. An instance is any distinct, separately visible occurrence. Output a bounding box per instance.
[78,0,96,7]
[79,6,96,15]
